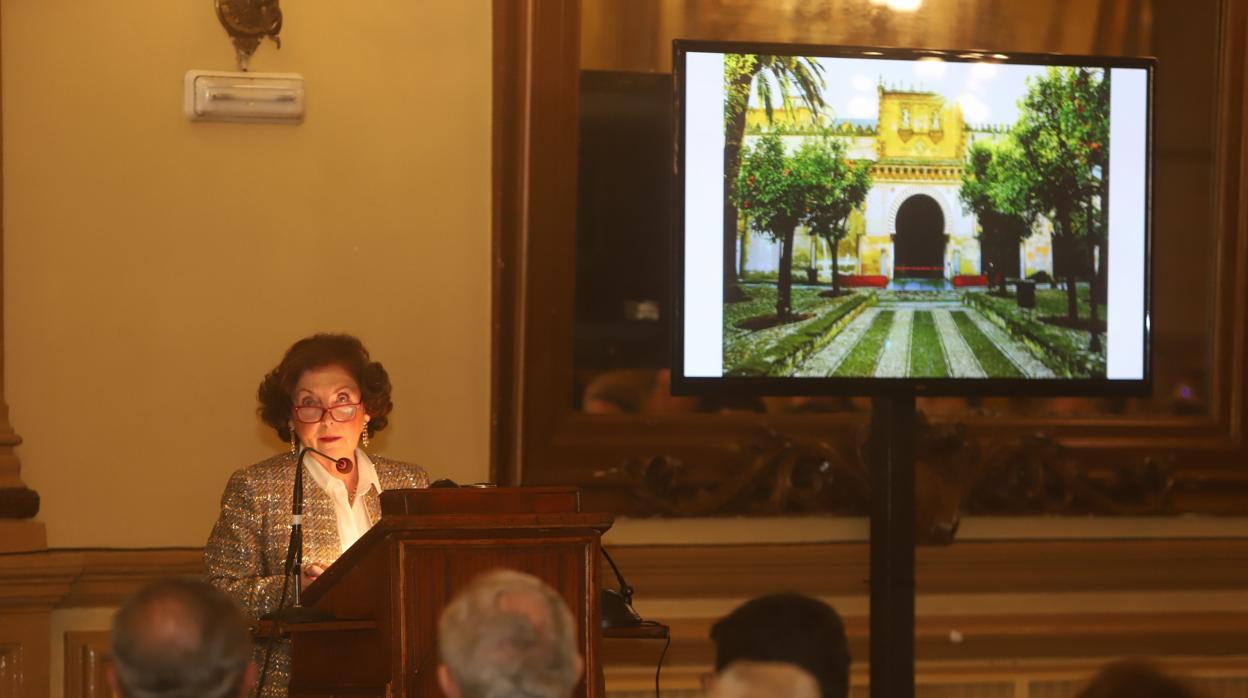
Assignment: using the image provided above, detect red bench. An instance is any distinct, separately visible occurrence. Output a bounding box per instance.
[840,274,889,288]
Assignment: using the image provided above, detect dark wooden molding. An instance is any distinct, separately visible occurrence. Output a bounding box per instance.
[490,0,526,487]
[491,0,582,487]
[0,549,204,610]
[490,0,1248,519]
[1,537,1242,610]
[604,538,1248,598]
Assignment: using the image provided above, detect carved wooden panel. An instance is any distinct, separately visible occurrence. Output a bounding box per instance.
[0,549,198,698]
[64,631,114,698]
[0,612,50,698]
[491,0,1248,522]
[0,643,21,698]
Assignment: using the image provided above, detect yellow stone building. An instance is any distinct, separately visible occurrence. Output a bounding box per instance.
[740,87,1054,284]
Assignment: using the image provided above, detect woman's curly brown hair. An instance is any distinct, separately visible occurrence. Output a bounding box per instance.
[258,334,393,443]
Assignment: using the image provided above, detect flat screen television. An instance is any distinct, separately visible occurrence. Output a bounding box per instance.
[672,40,1153,396]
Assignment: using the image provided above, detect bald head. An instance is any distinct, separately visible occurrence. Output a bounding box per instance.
[110,579,253,698]
[710,662,822,698]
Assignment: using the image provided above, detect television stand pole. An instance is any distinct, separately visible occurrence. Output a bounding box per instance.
[868,393,916,698]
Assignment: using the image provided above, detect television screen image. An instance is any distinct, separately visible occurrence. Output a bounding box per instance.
[674,41,1152,395]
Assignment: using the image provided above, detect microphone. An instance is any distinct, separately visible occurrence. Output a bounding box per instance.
[302,445,354,474]
[600,546,643,628]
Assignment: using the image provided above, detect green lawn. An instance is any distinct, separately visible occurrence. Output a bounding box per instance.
[723,284,865,372]
[964,292,1106,377]
[951,311,1023,378]
[833,310,893,377]
[1033,282,1105,324]
[723,284,852,338]
[909,311,949,377]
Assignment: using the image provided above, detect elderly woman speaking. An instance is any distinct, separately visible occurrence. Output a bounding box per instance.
[206,333,429,697]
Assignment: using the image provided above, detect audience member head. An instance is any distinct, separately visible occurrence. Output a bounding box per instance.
[109,578,255,698]
[710,593,850,698]
[1076,659,1201,698]
[708,661,821,698]
[437,569,584,698]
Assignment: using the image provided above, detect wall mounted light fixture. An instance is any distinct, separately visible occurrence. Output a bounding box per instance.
[184,70,304,124]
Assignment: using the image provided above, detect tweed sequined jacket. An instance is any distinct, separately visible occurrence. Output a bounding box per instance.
[205,452,429,697]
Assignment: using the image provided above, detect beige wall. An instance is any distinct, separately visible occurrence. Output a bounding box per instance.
[2,0,492,548]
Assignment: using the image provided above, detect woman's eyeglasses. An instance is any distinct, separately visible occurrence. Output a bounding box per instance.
[292,403,362,424]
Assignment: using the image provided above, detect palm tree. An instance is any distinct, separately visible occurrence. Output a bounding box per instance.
[723,54,825,302]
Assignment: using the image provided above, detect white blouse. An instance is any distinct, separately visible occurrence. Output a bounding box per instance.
[302,448,383,555]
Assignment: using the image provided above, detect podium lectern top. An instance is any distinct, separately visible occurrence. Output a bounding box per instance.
[380,485,583,516]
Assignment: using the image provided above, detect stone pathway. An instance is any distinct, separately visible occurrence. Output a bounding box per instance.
[794,307,882,377]
[788,300,1059,379]
[932,310,986,378]
[874,308,913,377]
[964,312,1056,378]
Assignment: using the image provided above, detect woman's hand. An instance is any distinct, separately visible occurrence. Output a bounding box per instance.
[301,563,326,591]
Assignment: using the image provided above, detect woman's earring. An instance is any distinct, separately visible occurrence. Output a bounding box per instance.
[361,425,370,449]
[289,428,297,455]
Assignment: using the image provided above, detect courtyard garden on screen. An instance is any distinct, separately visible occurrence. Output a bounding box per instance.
[721,54,1111,379]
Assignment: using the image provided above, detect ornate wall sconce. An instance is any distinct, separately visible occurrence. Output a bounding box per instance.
[215,0,283,71]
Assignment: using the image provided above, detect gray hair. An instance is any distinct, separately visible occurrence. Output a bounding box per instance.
[438,569,581,698]
[111,578,252,698]
[711,662,822,698]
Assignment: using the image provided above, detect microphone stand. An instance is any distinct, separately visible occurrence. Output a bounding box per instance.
[261,447,335,624]
[254,446,352,697]
[600,546,643,627]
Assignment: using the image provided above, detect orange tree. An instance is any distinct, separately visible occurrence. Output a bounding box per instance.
[1010,66,1109,345]
[736,133,806,320]
[960,139,1036,293]
[798,135,872,296]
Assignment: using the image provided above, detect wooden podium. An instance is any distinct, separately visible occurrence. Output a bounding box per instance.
[289,487,614,698]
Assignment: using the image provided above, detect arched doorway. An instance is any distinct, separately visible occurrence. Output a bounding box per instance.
[894,195,945,279]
